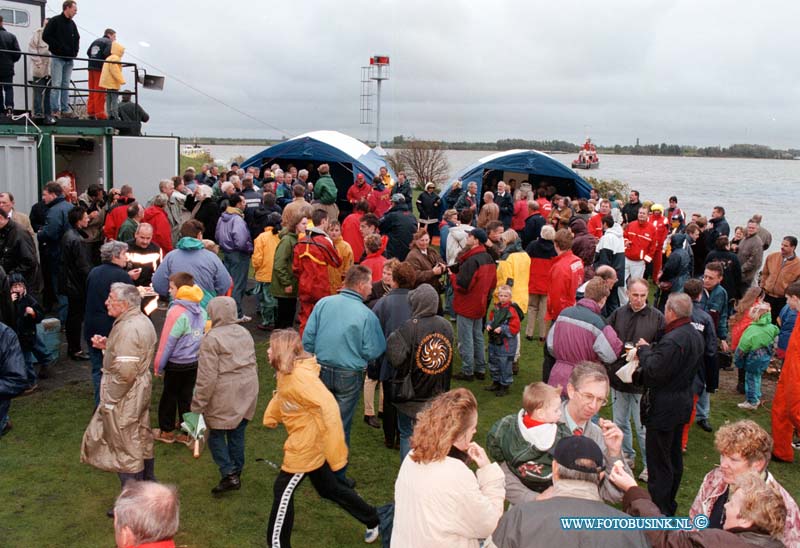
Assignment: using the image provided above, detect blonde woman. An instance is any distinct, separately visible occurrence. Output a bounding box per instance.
[392,388,505,548]
[263,329,381,547]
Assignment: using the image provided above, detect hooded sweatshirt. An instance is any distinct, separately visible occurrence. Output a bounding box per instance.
[152,237,231,307]
[154,284,208,374]
[99,41,125,90]
[386,284,455,418]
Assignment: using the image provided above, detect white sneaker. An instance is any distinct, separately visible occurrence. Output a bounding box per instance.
[737,401,759,410]
[364,525,379,544]
[638,468,648,482]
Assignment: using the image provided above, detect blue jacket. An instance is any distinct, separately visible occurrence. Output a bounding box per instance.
[700,283,729,339]
[371,288,413,381]
[302,289,386,370]
[38,196,73,259]
[778,304,798,351]
[152,237,231,307]
[0,322,28,398]
[215,208,253,255]
[84,263,132,342]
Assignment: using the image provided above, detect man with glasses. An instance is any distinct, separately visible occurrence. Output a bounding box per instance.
[501,361,631,505]
[632,292,704,516]
[607,277,664,483]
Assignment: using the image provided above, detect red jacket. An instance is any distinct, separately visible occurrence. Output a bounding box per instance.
[536,197,552,218]
[451,244,497,319]
[527,239,557,295]
[648,212,669,246]
[368,188,392,218]
[546,250,584,320]
[341,212,364,262]
[346,181,372,205]
[587,213,604,239]
[142,206,173,253]
[360,235,388,281]
[103,202,130,240]
[624,220,657,262]
[292,230,342,302]
[511,199,528,231]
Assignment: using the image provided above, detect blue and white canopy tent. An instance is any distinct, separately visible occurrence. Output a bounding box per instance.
[241,130,396,214]
[441,149,593,205]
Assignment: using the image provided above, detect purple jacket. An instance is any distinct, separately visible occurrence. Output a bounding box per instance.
[546,298,623,395]
[215,208,253,254]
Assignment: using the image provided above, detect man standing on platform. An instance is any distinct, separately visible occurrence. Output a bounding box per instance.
[86,28,114,119]
[42,0,79,119]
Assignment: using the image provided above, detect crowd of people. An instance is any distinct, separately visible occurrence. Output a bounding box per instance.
[1,155,799,547]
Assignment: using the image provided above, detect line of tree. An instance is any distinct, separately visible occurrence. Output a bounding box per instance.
[389,135,798,159]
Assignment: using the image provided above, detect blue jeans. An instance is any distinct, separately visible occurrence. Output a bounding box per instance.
[208,418,248,477]
[744,372,763,404]
[443,279,454,316]
[319,365,364,449]
[456,315,486,375]
[105,90,119,119]
[223,251,250,317]
[32,76,51,116]
[612,389,647,468]
[695,389,710,421]
[488,347,514,386]
[88,347,104,407]
[50,57,73,114]
[397,411,414,463]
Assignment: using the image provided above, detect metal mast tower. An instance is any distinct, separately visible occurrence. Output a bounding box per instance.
[360,55,390,152]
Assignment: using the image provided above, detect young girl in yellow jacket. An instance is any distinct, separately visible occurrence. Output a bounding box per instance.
[99,41,125,119]
[263,329,381,547]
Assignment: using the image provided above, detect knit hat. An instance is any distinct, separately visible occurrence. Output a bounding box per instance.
[471,228,488,244]
[650,203,664,212]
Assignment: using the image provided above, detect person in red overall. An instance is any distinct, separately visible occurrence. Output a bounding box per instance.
[648,205,670,282]
[292,209,341,335]
[771,281,800,462]
[546,229,584,322]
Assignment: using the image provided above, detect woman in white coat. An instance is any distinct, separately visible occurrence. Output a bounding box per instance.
[392,388,505,548]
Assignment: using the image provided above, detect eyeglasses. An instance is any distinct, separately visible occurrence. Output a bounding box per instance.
[577,391,608,407]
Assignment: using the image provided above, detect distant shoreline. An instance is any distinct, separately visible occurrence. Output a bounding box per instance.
[187,139,799,161]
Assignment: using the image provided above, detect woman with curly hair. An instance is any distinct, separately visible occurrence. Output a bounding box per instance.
[263,329,382,547]
[392,388,505,547]
[687,419,800,545]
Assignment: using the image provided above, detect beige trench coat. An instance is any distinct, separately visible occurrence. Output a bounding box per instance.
[81,306,157,474]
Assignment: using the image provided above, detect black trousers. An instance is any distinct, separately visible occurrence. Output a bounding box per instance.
[275,297,297,329]
[646,425,684,516]
[66,293,85,355]
[381,380,398,446]
[763,293,786,325]
[267,462,378,548]
[158,366,197,432]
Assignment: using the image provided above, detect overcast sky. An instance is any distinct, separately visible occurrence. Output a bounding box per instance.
[60,0,800,147]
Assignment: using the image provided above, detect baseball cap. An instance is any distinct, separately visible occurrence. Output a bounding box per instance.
[470,228,488,244]
[551,436,605,474]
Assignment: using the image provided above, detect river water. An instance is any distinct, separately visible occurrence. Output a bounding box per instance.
[208,145,800,254]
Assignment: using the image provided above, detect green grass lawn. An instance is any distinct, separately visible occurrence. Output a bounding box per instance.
[1,325,798,547]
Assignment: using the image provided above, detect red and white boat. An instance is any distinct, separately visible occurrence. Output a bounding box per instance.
[572,138,600,169]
